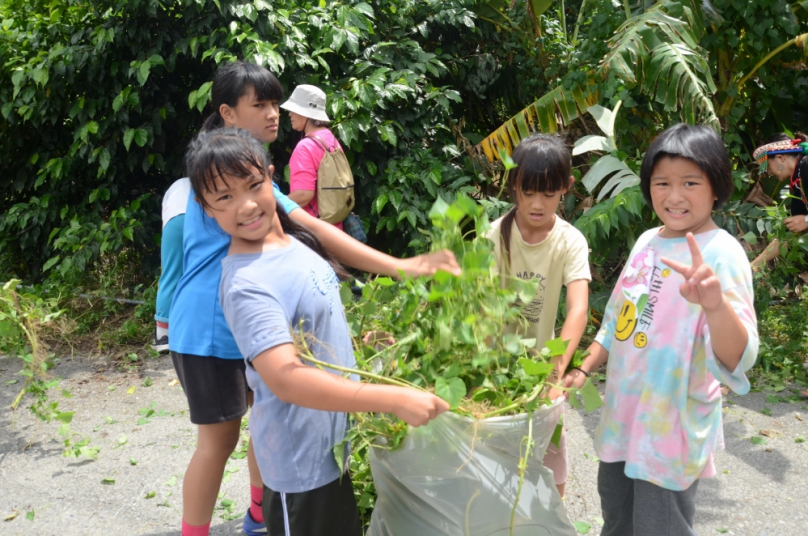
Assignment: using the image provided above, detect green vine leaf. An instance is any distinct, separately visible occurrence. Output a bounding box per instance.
[580,379,604,412]
[434,377,466,409]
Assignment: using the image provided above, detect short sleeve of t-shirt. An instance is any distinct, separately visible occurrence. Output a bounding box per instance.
[161,178,191,227]
[289,139,320,194]
[274,182,301,215]
[700,236,758,394]
[561,227,591,285]
[222,283,294,363]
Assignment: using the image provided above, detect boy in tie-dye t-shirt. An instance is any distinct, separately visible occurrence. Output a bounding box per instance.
[565,124,759,536]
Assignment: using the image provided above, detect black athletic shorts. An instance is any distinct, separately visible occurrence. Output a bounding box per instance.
[170,351,250,425]
[263,474,362,536]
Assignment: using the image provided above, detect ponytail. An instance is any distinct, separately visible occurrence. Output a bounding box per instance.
[498,207,518,271]
[201,111,225,132]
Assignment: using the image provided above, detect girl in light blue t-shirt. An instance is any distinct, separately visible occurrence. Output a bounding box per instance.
[185,127,448,535]
[166,61,460,536]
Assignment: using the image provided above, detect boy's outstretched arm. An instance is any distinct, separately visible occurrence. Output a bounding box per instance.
[290,210,461,278]
[547,279,589,399]
[661,232,748,373]
[252,343,449,427]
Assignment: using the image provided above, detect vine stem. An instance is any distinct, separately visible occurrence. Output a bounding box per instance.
[509,412,534,536]
[736,37,798,92]
[9,290,38,411]
[11,383,29,410]
[296,335,424,391]
[622,0,632,21]
[464,489,481,536]
[572,0,588,43]
[479,379,561,419]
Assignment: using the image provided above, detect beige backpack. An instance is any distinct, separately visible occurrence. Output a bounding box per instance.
[306,134,355,223]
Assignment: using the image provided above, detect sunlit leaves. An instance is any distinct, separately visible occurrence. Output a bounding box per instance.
[598,0,718,128]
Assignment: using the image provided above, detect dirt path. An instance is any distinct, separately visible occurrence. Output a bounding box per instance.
[1,354,807,535]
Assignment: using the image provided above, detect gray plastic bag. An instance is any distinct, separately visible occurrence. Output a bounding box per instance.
[368,400,577,536]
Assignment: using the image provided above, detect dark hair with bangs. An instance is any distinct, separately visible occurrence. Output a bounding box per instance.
[640,124,733,211]
[201,61,284,132]
[499,134,572,267]
[186,128,347,278]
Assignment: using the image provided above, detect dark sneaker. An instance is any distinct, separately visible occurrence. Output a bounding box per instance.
[150,333,169,354]
[242,508,267,535]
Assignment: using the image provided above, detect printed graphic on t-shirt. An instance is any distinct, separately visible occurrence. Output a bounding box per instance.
[614,246,665,348]
[515,270,547,323]
[309,264,340,314]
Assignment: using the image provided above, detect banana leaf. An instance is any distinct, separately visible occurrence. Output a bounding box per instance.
[644,42,718,126]
[478,84,597,163]
[572,135,615,155]
[581,155,640,201]
[598,0,717,128]
[586,101,622,138]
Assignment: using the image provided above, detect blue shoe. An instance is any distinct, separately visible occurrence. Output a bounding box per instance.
[242,508,267,535]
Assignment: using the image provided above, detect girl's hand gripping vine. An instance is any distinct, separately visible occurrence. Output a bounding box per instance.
[400,250,461,277]
[391,389,449,427]
[562,369,588,396]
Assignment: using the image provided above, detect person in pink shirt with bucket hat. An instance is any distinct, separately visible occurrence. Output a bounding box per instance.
[283,84,352,231]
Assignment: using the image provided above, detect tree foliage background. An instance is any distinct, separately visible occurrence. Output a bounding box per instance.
[4,0,808,294]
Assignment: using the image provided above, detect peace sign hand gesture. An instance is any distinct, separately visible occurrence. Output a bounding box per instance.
[660,232,725,312]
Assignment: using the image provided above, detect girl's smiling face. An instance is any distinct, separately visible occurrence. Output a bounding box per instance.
[650,156,718,238]
[200,165,285,251]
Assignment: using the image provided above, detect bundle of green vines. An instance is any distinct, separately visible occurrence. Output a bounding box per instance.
[297,195,602,453]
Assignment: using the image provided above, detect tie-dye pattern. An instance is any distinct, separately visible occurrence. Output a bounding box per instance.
[594,227,759,491]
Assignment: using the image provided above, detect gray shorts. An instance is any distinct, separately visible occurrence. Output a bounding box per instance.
[598,460,699,536]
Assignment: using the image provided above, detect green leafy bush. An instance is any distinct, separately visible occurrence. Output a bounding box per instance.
[2,0,560,281]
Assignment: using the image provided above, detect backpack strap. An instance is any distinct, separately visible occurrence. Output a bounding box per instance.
[305,133,338,153]
[301,133,336,219]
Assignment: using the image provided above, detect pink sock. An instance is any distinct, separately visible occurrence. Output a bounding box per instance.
[181,519,210,536]
[250,484,264,523]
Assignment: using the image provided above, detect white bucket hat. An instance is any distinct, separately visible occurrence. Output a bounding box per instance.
[279,84,330,122]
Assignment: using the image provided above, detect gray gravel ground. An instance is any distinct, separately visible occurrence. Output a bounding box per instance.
[563,377,808,535]
[1,354,807,535]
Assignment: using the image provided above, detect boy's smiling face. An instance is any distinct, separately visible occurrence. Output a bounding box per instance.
[650,156,718,238]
